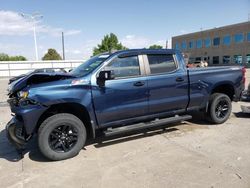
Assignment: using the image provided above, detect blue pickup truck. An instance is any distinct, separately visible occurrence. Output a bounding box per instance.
[6,49,245,160]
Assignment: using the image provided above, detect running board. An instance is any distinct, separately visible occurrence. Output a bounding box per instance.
[104,115,192,137]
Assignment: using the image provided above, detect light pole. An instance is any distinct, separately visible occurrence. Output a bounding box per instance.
[20,12,43,61]
[62,32,65,60]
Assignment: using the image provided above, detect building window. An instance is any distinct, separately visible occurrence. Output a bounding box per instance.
[234,33,244,43]
[223,56,230,64]
[175,43,179,50]
[213,56,219,64]
[246,54,250,64]
[223,35,231,45]
[195,57,201,61]
[234,55,242,64]
[247,33,250,42]
[196,39,202,48]
[213,37,220,46]
[204,38,211,48]
[189,57,195,63]
[181,41,187,50]
[189,41,195,49]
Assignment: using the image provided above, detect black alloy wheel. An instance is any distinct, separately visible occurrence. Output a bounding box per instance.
[49,124,78,153]
[38,113,86,161]
[215,100,229,119]
[207,93,232,124]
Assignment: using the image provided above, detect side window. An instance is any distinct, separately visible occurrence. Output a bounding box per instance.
[105,56,140,78]
[147,54,177,74]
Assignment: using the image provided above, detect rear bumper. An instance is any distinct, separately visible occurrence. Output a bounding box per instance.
[234,83,245,102]
[6,117,27,149]
[233,94,241,102]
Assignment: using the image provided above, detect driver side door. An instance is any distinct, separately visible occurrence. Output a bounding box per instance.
[92,55,148,127]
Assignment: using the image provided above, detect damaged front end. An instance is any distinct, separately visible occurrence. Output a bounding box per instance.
[6,72,74,150]
[6,95,48,150]
[6,116,30,149]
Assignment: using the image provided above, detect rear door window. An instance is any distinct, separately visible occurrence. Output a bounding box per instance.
[147,54,177,74]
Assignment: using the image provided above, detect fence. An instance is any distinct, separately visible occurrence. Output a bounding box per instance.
[0,60,84,77]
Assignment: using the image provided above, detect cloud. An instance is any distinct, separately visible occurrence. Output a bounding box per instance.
[65,49,82,55]
[64,35,170,59]
[58,39,100,60]
[0,10,81,37]
[64,30,82,36]
[121,35,151,48]
[180,30,188,34]
[71,50,81,54]
[0,42,32,58]
[121,35,167,49]
[0,11,33,35]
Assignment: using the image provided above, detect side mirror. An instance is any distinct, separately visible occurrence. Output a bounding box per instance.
[97,70,115,87]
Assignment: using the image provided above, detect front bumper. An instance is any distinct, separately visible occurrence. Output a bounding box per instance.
[6,97,48,150]
[6,117,27,149]
[8,97,48,135]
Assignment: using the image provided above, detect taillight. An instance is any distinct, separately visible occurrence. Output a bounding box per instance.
[242,66,246,85]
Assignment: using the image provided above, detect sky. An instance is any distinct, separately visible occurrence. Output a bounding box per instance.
[0,0,249,60]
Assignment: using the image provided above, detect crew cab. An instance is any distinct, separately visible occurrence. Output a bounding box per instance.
[6,49,245,160]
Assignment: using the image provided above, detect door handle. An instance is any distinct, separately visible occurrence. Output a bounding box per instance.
[176,77,184,82]
[133,81,145,87]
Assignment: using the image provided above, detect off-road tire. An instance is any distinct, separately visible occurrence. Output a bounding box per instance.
[207,93,232,124]
[38,113,86,161]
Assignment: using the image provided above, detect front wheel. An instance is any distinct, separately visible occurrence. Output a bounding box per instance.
[38,113,86,161]
[207,93,232,124]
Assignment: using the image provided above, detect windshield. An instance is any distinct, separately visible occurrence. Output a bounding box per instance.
[70,54,109,77]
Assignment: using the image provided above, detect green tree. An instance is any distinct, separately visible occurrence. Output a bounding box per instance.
[149,44,163,49]
[0,53,10,61]
[9,56,27,61]
[42,48,62,60]
[93,33,127,56]
[0,53,27,61]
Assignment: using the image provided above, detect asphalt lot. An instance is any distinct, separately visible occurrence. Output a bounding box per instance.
[0,70,250,188]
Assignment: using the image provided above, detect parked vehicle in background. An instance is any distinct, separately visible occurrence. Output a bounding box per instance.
[6,49,245,160]
[187,60,208,68]
[241,105,250,114]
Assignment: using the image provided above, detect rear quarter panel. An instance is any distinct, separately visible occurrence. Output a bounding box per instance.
[188,66,244,109]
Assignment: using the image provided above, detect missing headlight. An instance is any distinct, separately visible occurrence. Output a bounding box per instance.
[19,98,37,106]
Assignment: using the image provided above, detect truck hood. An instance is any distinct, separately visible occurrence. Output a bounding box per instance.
[8,72,75,96]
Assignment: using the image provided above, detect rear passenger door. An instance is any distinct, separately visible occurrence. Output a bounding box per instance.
[145,53,189,115]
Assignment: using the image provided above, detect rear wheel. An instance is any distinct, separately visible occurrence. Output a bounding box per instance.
[207,93,232,124]
[38,113,86,161]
